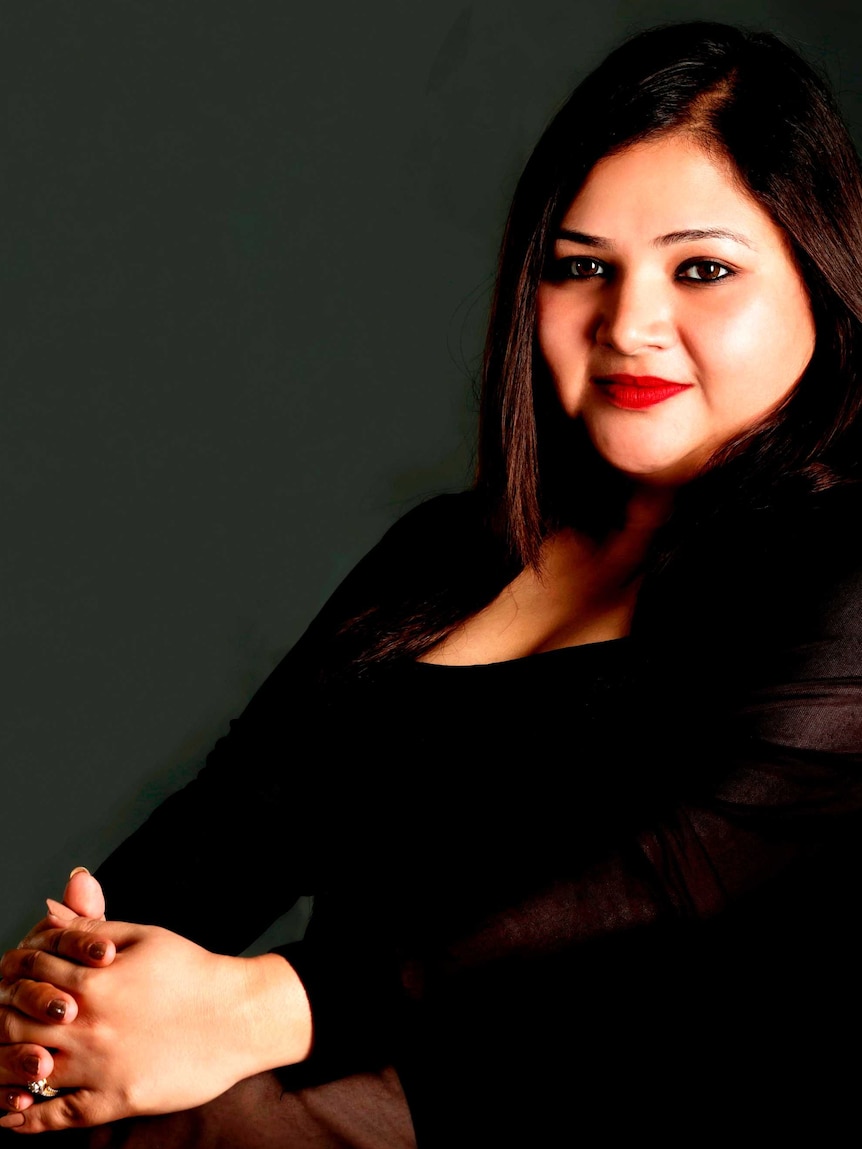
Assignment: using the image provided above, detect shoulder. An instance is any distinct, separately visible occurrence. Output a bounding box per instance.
[636,482,862,653]
[316,489,485,606]
[364,490,483,563]
[631,485,862,756]
[746,483,862,634]
[287,489,494,665]
[222,492,485,712]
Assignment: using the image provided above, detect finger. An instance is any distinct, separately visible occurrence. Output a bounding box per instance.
[1,950,88,998]
[17,908,77,950]
[16,916,56,949]
[43,900,75,922]
[0,1007,57,1048]
[0,1044,54,1089]
[62,870,107,922]
[0,1089,108,1133]
[19,902,104,948]
[1,1091,37,1118]
[14,923,115,969]
[0,975,79,1025]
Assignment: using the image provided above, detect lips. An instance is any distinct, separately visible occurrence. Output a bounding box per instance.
[593,374,693,410]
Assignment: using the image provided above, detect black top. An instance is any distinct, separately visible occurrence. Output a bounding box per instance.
[95,490,862,1145]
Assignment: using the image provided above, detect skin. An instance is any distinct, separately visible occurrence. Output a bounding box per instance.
[0,130,820,1128]
[0,872,312,1132]
[0,872,108,1121]
[537,131,817,486]
[425,130,816,665]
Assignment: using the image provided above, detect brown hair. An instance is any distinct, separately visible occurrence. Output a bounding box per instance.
[477,21,862,567]
[324,21,862,672]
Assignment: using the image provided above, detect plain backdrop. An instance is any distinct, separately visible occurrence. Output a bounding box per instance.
[3,0,861,951]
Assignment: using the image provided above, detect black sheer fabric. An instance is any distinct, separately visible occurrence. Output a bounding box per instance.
[85,490,862,1145]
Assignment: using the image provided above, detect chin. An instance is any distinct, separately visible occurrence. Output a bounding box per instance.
[593,445,705,487]
[622,466,697,488]
[586,425,708,487]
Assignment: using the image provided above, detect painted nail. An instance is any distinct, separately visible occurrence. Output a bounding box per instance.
[89,942,107,961]
[69,866,90,879]
[47,999,67,1019]
[0,1112,25,1127]
[4,1093,20,1110]
[22,1056,39,1076]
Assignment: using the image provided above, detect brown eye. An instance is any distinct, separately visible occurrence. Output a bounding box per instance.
[544,254,609,283]
[679,260,732,282]
[569,257,605,278]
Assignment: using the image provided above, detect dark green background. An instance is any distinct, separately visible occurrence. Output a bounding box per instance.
[3,0,860,950]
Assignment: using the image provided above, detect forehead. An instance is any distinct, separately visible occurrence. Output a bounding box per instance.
[560,132,782,248]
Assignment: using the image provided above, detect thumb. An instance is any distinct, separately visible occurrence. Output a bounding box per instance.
[62,866,107,920]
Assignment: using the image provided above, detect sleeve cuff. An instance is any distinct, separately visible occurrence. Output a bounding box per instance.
[269,939,404,1085]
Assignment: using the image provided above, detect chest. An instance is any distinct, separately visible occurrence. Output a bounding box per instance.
[420,529,643,665]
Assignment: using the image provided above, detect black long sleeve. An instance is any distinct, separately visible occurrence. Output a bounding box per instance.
[94,489,862,1139]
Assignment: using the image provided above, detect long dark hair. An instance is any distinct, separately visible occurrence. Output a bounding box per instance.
[479,20,862,568]
[324,21,862,672]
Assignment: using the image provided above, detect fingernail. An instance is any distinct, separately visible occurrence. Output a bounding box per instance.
[89,942,107,961]
[22,1056,39,1076]
[4,1092,20,1110]
[69,866,90,879]
[0,1112,25,1127]
[47,999,67,1019]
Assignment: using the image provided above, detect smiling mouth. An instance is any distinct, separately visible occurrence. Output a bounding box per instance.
[593,374,694,410]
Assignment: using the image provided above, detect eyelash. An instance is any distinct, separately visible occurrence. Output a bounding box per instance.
[678,259,735,283]
[546,256,736,285]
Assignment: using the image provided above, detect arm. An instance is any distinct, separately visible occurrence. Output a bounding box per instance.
[0,913,312,1133]
[9,498,860,1120]
[90,492,479,953]
[0,497,470,1129]
[267,507,862,1060]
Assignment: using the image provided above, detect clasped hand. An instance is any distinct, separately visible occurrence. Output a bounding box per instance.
[0,871,311,1133]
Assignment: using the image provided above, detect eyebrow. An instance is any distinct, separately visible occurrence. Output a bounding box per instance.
[556,227,755,249]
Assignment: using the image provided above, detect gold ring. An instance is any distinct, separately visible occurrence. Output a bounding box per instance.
[26,1078,60,1098]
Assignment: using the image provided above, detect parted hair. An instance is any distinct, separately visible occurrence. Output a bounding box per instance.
[478,20,862,567]
[327,20,862,671]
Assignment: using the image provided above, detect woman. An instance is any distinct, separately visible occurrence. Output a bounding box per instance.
[2,19,862,1144]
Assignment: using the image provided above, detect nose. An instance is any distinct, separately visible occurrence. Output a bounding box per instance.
[594,274,676,355]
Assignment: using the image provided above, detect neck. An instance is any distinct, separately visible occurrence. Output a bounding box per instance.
[576,484,675,587]
[622,484,677,536]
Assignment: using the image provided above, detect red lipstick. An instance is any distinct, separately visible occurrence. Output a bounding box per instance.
[594,374,693,410]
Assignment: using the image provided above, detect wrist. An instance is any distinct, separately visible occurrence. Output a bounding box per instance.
[229,953,313,1080]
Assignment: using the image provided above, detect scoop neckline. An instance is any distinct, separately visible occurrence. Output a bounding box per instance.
[412,633,631,670]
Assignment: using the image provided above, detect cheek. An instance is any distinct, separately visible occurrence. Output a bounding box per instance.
[535,290,592,415]
[689,288,815,414]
